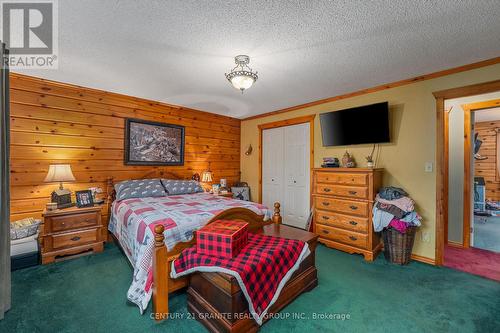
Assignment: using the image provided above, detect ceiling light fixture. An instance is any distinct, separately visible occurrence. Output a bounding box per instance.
[225,55,258,93]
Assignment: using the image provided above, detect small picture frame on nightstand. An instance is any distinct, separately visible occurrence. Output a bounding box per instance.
[75,190,94,208]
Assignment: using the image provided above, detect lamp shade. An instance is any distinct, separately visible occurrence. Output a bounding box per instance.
[44,164,76,183]
[201,170,213,183]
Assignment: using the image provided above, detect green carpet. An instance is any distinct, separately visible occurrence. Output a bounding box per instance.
[1,244,499,333]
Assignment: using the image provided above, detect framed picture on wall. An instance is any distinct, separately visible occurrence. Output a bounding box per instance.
[124,118,185,166]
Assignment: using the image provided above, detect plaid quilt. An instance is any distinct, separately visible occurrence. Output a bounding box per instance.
[108,192,271,313]
[171,233,310,325]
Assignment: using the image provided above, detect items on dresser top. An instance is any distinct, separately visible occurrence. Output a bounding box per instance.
[321,157,340,168]
[341,151,356,168]
[312,168,383,261]
[41,205,104,264]
[44,164,76,209]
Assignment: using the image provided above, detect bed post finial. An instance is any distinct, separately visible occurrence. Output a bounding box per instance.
[273,202,282,225]
[154,225,165,247]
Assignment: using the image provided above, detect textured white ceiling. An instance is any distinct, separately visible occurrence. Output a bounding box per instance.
[16,0,500,118]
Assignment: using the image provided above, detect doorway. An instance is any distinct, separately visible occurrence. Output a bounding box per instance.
[466,102,500,253]
[258,115,315,229]
[435,84,500,280]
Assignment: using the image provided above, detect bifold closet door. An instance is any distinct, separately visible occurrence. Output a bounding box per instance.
[283,123,310,228]
[262,123,310,229]
[262,127,284,212]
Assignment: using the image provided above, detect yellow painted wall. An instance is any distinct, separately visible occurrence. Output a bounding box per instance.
[240,63,500,259]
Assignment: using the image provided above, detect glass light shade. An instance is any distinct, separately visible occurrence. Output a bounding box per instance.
[230,75,255,91]
[44,164,76,183]
[201,170,213,183]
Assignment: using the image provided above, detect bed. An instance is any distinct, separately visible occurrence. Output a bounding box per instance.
[105,171,282,319]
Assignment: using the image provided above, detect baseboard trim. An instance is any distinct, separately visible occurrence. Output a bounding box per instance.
[411,254,436,265]
[446,240,464,248]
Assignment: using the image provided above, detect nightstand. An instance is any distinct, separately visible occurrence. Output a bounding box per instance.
[41,205,104,264]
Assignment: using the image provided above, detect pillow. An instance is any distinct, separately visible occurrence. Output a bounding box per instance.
[161,179,204,195]
[114,179,167,201]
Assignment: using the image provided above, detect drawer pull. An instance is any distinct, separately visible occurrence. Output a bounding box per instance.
[349,221,358,226]
[349,205,358,210]
[348,191,357,195]
[70,236,81,242]
[322,202,330,206]
[323,188,331,192]
[322,216,330,220]
[349,236,357,241]
[322,230,329,234]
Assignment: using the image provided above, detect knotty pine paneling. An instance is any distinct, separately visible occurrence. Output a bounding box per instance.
[9,73,241,227]
[474,120,500,201]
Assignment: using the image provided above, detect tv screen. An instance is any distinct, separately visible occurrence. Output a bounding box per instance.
[319,102,390,146]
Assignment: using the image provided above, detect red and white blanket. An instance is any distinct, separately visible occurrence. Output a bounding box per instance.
[109,193,272,313]
[171,233,310,325]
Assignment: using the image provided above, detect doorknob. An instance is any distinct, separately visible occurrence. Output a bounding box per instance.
[293,180,297,184]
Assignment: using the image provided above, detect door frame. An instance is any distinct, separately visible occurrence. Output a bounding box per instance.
[258,115,315,205]
[433,79,500,265]
[462,99,500,248]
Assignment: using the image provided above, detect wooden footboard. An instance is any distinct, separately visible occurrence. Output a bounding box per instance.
[152,203,282,321]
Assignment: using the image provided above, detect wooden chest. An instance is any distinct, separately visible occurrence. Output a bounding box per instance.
[313,168,383,261]
[187,224,318,333]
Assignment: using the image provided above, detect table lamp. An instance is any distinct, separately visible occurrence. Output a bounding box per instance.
[44,164,76,209]
[201,169,213,192]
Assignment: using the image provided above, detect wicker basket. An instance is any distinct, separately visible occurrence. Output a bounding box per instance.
[382,226,417,265]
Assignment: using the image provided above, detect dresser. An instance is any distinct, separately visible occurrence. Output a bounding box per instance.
[41,206,104,264]
[313,168,383,261]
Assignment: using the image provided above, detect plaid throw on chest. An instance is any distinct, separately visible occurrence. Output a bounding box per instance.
[171,233,310,325]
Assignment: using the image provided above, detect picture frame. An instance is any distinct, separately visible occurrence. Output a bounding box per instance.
[231,186,250,201]
[75,190,94,208]
[124,118,185,166]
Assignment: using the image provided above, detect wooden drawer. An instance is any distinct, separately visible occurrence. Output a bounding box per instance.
[315,197,369,217]
[315,210,368,233]
[316,183,368,199]
[48,211,99,233]
[316,224,367,249]
[316,172,368,186]
[51,228,100,250]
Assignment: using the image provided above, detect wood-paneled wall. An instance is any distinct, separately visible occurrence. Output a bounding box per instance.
[474,120,499,201]
[9,73,241,225]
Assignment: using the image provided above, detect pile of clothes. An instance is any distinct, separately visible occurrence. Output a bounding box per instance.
[372,186,421,234]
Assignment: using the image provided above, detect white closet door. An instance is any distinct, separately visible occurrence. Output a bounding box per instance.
[283,123,310,228]
[262,127,284,214]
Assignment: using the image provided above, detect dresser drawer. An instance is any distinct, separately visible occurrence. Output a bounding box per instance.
[51,228,100,250]
[315,197,369,217]
[316,224,367,249]
[316,183,368,199]
[316,172,368,186]
[315,210,368,233]
[48,211,99,233]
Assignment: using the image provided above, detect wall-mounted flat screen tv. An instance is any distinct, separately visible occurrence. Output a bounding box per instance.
[319,102,390,146]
